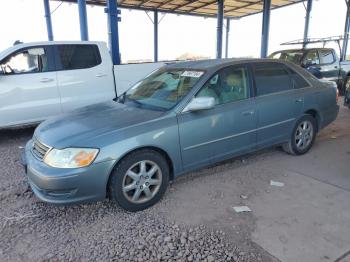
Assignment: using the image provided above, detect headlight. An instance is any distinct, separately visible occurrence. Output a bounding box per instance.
[44,148,99,168]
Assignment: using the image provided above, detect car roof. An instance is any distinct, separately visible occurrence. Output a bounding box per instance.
[164,58,293,71]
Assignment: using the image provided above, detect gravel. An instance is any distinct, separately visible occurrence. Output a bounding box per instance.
[0,126,270,262]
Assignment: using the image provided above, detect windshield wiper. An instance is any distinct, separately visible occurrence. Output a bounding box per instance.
[126,97,143,106]
[115,92,127,103]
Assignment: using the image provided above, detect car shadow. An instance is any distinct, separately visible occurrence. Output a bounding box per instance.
[0,126,36,145]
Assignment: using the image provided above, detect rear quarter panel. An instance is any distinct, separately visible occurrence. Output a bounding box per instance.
[303,82,338,130]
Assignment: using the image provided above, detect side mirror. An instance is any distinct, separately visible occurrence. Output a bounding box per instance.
[184,97,215,112]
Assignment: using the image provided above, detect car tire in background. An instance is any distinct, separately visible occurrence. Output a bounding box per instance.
[108,149,169,212]
[344,76,350,108]
[282,114,317,155]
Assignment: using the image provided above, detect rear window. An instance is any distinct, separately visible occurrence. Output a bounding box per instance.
[288,68,310,89]
[254,63,293,96]
[57,44,101,70]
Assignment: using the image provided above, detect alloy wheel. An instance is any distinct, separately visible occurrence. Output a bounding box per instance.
[122,160,162,204]
[295,120,314,151]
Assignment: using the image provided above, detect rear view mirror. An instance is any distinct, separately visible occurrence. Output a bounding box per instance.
[184,97,215,112]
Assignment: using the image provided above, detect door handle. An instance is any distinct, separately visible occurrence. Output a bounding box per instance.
[40,78,54,83]
[96,73,107,78]
[242,110,254,116]
[295,98,303,103]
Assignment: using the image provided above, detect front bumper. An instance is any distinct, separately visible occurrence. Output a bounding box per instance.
[23,140,116,205]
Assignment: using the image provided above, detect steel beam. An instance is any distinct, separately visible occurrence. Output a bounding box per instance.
[78,0,89,40]
[107,0,121,65]
[303,0,313,48]
[342,0,350,61]
[154,10,159,62]
[43,0,54,41]
[216,0,224,59]
[225,18,230,58]
[260,0,271,58]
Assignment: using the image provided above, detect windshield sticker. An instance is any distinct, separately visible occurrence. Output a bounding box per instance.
[181,71,204,78]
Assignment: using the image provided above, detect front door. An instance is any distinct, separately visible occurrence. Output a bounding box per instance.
[0,46,60,127]
[317,49,340,82]
[177,65,257,171]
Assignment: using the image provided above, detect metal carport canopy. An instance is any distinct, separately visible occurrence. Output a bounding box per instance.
[49,0,308,64]
[55,0,304,18]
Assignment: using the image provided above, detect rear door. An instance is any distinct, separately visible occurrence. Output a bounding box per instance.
[177,65,257,170]
[253,62,304,149]
[55,44,115,112]
[0,45,60,127]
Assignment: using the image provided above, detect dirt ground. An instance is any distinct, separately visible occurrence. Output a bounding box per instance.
[0,100,349,262]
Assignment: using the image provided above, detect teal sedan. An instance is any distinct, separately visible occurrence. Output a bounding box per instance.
[23,59,339,212]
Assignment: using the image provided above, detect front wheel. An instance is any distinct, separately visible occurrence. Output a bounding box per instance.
[108,149,169,212]
[283,115,317,155]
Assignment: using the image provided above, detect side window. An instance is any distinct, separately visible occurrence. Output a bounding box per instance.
[288,68,310,89]
[254,63,293,96]
[304,50,320,65]
[58,45,101,70]
[196,66,250,105]
[319,49,335,64]
[0,47,48,74]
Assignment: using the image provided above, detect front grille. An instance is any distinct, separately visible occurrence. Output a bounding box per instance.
[32,138,50,161]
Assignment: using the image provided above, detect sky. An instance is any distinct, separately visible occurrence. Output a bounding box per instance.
[0,0,348,62]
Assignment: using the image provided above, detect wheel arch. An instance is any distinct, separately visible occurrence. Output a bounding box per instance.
[303,109,320,132]
[106,146,175,197]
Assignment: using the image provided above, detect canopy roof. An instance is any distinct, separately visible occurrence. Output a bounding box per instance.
[55,0,304,18]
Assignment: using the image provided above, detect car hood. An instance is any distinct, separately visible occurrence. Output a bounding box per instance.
[34,101,166,148]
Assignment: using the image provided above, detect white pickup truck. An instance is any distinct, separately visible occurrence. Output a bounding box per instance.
[0,41,165,128]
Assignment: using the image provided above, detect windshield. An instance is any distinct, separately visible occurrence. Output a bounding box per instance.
[269,50,305,64]
[123,69,204,111]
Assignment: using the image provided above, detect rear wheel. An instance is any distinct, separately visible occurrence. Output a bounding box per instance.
[283,115,317,155]
[108,149,169,212]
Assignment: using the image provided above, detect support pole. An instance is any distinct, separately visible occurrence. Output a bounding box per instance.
[78,0,89,40]
[154,10,158,62]
[260,0,271,58]
[216,0,224,59]
[303,0,313,48]
[342,0,350,61]
[225,18,230,58]
[107,0,121,65]
[43,0,54,41]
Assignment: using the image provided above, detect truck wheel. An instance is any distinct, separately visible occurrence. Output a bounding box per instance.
[108,149,169,212]
[343,76,350,97]
[282,115,317,155]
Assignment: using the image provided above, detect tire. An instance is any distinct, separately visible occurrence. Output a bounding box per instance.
[342,76,350,97]
[108,149,169,212]
[282,115,317,155]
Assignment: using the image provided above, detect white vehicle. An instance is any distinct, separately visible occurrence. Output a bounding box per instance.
[0,41,165,128]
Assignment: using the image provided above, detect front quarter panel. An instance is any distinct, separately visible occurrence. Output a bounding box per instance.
[92,113,183,178]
